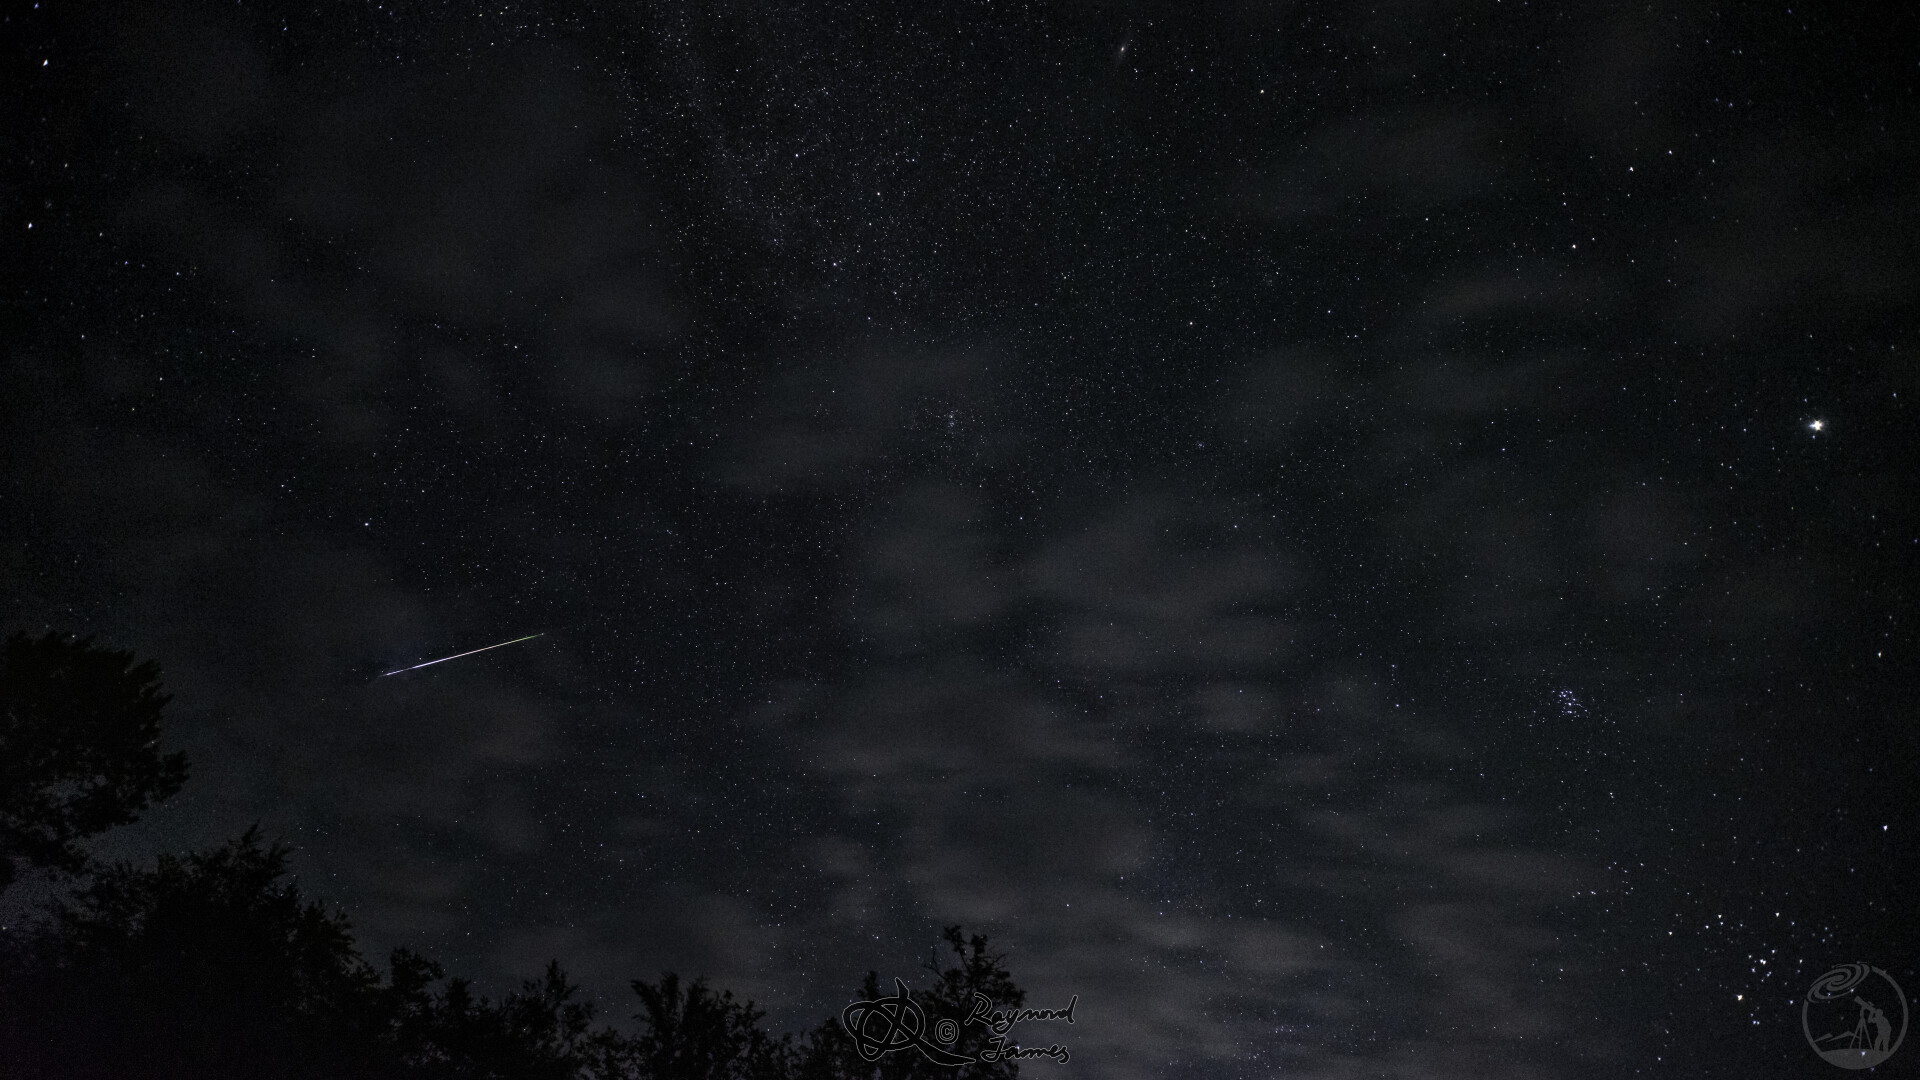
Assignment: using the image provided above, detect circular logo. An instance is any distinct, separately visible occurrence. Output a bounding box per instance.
[1802,963,1908,1070]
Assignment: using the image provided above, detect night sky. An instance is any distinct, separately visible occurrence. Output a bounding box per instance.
[5,1,1917,1077]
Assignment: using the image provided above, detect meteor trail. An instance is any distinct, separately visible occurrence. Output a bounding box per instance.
[377,634,544,678]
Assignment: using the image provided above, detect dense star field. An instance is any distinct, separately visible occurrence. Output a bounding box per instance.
[3,1,1916,1077]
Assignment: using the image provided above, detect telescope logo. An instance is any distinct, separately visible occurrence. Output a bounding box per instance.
[1802,963,1907,1070]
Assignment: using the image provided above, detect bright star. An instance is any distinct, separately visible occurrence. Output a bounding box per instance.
[1809,419,1825,432]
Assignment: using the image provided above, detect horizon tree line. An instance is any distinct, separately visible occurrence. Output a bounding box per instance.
[0,630,1029,1080]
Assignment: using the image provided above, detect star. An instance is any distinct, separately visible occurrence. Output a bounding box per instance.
[1808,419,1825,432]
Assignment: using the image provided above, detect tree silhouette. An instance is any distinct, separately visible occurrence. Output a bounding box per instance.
[0,829,625,1079]
[0,633,1036,1079]
[1,827,385,1077]
[378,950,618,1080]
[0,829,1033,1080]
[616,971,797,1080]
[613,929,1032,1080]
[0,631,188,893]
[795,928,1026,1080]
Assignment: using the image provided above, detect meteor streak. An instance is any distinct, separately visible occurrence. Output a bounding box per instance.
[378,634,544,678]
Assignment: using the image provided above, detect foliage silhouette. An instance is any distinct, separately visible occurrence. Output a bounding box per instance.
[795,928,1026,1080]
[617,971,798,1080]
[2,828,386,1077]
[0,835,1030,1080]
[0,631,189,893]
[617,929,1031,1080]
[0,829,626,1079]
[0,633,1032,1078]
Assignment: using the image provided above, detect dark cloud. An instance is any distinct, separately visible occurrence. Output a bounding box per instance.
[113,33,678,438]
[1263,109,1510,219]
[717,347,1015,494]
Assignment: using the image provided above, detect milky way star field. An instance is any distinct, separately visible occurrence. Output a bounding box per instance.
[3,3,1915,1078]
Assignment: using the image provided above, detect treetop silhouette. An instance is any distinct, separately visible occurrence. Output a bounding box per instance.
[0,633,1033,1079]
[0,630,189,893]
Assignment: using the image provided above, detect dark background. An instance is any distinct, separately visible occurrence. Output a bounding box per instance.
[4,1,1916,1076]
